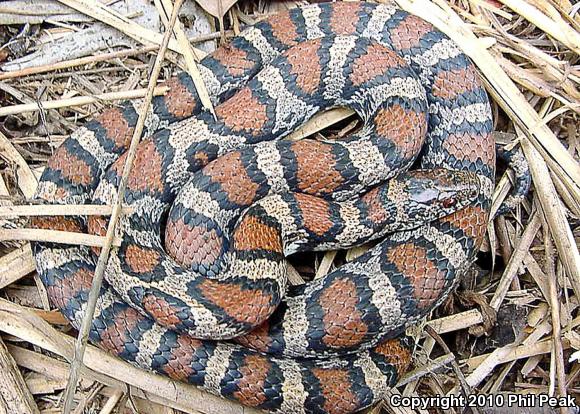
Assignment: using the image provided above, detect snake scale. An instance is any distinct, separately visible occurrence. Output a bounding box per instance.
[31,2,497,413]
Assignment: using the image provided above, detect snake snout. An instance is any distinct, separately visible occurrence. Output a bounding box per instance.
[405,169,480,215]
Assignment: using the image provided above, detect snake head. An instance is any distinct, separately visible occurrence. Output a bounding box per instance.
[392,169,480,224]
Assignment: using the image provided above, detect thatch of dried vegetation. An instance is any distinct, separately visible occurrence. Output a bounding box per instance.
[0,0,578,413]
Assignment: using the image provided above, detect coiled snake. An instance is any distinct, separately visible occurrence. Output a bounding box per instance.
[32,2,500,413]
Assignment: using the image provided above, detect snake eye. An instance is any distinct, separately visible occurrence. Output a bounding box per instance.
[442,198,456,208]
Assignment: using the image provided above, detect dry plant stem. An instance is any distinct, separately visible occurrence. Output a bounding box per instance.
[495,216,514,266]
[61,2,185,413]
[0,31,228,82]
[0,46,161,82]
[55,0,204,56]
[401,336,435,397]
[0,228,121,248]
[425,308,484,334]
[0,87,169,117]
[397,353,455,386]
[315,250,337,279]
[99,390,124,414]
[523,253,551,300]
[286,107,355,141]
[521,137,580,298]
[405,310,489,397]
[0,131,37,198]
[489,360,516,394]
[7,344,93,389]
[0,204,134,217]
[489,212,541,310]
[0,244,35,289]
[72,383,104,414]
[286,263,306,285]
[424,325,480,414]
[465,335,573,383]
[0,336,39,414]
[25,374,68,395]
[497,0,580,54]
[490,172,513,218]
[543,224,568,403]
[552,169,580,217]
[27,308,68,326]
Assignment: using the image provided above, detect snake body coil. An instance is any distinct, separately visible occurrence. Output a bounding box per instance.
[32,3,494,413]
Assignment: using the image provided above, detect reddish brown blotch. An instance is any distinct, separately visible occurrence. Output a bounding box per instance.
[32,215,83,233]
[361,187,389,225]
[329,2,362,35]
[295,193,333,236]
[374,338,413,377]
[117,140,165,194]
[162,335,203,381]
[198,279,276,326]
[286,39,322,94]
[124,244,161,273]
[233,354,271,407]
[389,15,433,50]
[443,132,495,166]
[47,146,93,186]
[98,107,135,149]
[46,268,93,310]
[142,293,183,328]
[215,87,268,136]
[432,66,480,100]
[211,45,255,77]
[99,306,143,356]
[233,214,283,253]
[387,242,447,309]
[311,368,360,414]
[235,321,273,353]
[374,105,426,160]
[87,215,108,256]
[165,218,224,267]
[291,140,344,196]
[202,151,260,205]
[163,77,200,118]
[440,205,488,246]
[320,279,368,348]
[350,43,406,86]
[268,10,299,47]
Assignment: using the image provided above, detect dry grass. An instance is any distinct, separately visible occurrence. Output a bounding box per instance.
[0,0,578,413]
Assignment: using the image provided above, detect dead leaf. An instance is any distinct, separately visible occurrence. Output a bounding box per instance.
[194,0,238,18]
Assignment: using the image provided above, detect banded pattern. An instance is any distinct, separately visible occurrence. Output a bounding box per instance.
[32,3,494,413]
